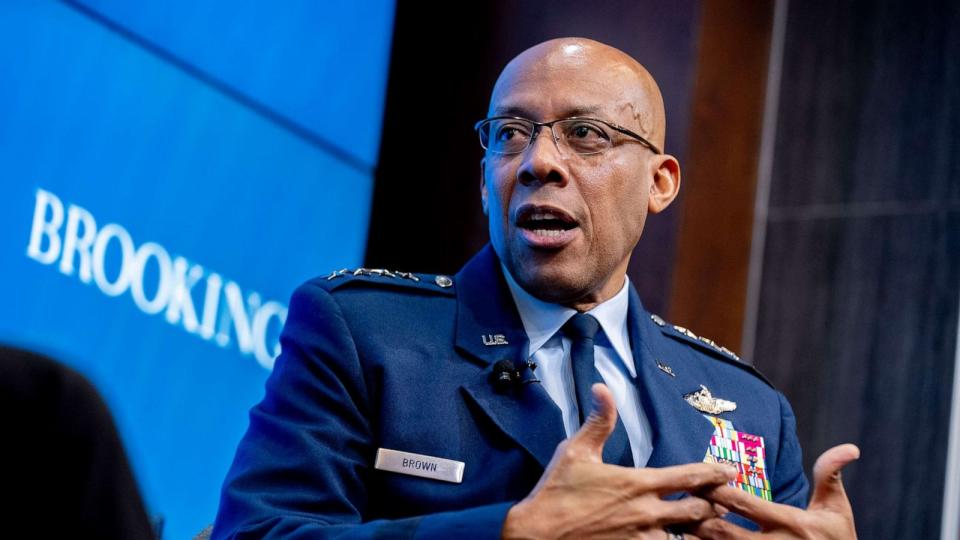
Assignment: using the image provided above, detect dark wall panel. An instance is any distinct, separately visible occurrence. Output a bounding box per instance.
[670,0,774,350]
[754,1,959,538]
[769,1,959,207]
[757,212,958,537]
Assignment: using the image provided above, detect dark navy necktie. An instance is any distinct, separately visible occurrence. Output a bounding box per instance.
[563,313,602,425]
[562,312,634,466]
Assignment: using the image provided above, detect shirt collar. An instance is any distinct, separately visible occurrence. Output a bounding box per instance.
[501,264,634,375]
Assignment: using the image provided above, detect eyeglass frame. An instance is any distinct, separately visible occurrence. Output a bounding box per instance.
[473,115,663,156]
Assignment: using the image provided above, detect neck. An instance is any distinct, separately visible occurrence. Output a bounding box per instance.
[563,271,627,312]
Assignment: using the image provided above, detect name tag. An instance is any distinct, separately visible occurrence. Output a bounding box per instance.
[374,448,465,483]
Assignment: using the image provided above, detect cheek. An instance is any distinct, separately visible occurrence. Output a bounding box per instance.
[487,181,510,219]
[583,164,649,246]
[624,187,649,241]
[484,165,516,227]
[484,169,519,263]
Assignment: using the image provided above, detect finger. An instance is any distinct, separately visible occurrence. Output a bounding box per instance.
[692,517,763,540]
[567,383,618,458]
[810,443,859,512]
[712,503,729,518]
[700,485,799,528]
[632,462,737,495]
[642,496,721,526]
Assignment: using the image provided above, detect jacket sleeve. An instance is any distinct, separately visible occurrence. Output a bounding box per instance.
[772,390,810,509]
[211,282,513,540]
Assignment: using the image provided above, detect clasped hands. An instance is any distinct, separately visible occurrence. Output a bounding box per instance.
[502,384,858,540]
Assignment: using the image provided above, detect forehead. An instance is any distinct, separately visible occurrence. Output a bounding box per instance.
[489,55,646,122]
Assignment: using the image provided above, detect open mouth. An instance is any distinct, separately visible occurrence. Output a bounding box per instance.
[515,204,580,243]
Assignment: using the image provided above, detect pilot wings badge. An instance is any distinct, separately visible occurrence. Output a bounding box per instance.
[683,385,737,415]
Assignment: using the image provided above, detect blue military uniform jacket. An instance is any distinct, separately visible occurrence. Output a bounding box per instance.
[213,246,809,539]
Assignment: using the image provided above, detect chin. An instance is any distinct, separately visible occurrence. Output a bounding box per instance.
[512,257,592,304]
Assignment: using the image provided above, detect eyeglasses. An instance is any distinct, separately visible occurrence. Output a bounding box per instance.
[474,116,662,156]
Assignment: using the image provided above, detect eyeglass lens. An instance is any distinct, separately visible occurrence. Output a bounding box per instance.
[480,119,611,155]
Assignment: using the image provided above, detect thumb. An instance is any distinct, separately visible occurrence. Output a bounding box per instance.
[810,443,860,512]
[568,383,618,460]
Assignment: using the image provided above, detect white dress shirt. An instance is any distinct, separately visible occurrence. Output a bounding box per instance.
[502,267,654,466]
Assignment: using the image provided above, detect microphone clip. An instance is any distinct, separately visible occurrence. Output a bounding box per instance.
[491,359,541,393]
[491,360,521,393]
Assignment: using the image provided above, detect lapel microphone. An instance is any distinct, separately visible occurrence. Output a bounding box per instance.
[491,360,541,393]
[491,360,519,393]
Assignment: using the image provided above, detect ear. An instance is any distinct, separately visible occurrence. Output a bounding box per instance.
[647,154,681,214]
[479,157,489,216]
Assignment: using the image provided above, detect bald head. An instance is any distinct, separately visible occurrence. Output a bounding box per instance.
[489,38,666,149]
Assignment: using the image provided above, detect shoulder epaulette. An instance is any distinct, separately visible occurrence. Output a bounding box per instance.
[316,267,456,295]
[649,313,772,387]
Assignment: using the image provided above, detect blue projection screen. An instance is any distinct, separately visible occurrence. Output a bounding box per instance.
[0,1,395,538]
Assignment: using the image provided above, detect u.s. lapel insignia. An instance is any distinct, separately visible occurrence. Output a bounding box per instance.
[656,361,676,377]
[683,384,737,414]
[481,334,509,346]
[702,416,772,501]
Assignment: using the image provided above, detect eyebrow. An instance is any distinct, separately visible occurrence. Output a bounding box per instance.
[491,104,605,119]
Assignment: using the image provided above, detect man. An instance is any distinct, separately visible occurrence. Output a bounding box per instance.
[213,38,858,539]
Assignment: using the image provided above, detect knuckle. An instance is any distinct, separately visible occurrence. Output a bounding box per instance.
[697,463,726,483]
[707,520,736,540]
[685,497,713,520]
[710,464,733,482]
[561,445,581,462]
[681,470,702,487]
[554,440,575,459]
[791,511,815,533]
[727,496,754,515]
[714,526,737,540]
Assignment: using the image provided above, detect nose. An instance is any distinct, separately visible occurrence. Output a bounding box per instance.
[516,127,569,187]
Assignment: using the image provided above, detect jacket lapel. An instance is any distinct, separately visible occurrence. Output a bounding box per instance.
[627,287,715,473]
[452,248,710,471]
[455,246,566,468]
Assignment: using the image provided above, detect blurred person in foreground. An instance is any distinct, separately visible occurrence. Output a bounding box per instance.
[213,38,858,539]
[0,345,155,539]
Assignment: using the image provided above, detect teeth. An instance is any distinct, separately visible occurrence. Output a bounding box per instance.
[532,229,565,238]
[530,211,559,221]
